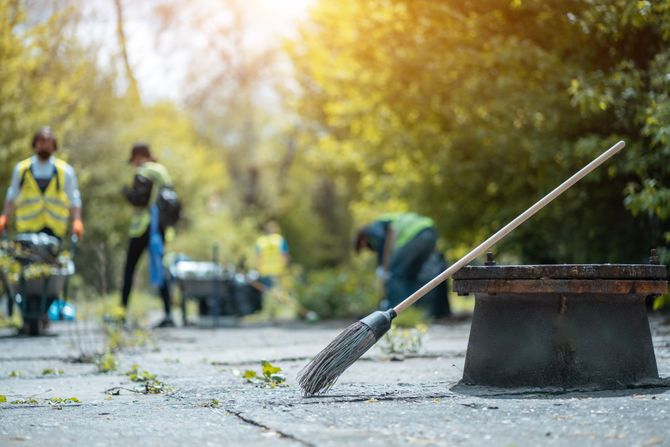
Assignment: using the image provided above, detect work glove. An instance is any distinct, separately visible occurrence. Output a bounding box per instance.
[375,266,390,281]
[0,215,7,234]
[72,219,85,239]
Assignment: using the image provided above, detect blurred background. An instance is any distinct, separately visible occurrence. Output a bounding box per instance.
[1,0,669,319]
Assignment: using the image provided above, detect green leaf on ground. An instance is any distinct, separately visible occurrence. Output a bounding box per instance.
[242,362,287,388]
[261,361,282,378]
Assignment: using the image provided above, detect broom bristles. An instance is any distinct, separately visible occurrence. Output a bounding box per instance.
[298,321,377,396]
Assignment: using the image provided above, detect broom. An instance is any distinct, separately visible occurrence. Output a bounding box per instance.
[298,140,626,396]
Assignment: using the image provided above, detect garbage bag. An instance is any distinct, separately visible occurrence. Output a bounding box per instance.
[148,206,165,288]
[416,251,451,318]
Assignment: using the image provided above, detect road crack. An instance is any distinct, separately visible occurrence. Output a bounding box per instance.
[225,408,316,447]
[297,392,455,405]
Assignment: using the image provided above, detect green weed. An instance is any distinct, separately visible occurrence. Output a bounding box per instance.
[47,397,80,405]
[242,361,287,388]
[96,352,118,373]
[380,324,427,355]
[10,398,38,405]
[197,398,220,408]
[125,365,172,394]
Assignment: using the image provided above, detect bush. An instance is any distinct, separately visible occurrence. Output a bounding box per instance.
[295,255,381,319]
[392,307,429,328]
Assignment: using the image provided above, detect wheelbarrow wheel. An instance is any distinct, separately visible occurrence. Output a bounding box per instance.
[6,290,14,317]
[1,272,13,317]
[23,318,41,336]
[4,292,12,317]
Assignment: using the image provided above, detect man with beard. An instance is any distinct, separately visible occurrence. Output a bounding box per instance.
[0,126,84,240]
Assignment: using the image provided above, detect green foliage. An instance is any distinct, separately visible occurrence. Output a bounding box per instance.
[47,397,80,405]
[0,0,239,298]
[0,0,90,188]
[261,360,281,378]
[6,396,79,406]
[392,307,429,328]
[0,395,6,403]
[125,364,156,382]
[96,351,118,373]
[2,0,670,319]
[287,0,670,265]
[242,361,287,388]
[197,398,220,408]
[8,370,22,378]
[41,368,64,376]
[125,364,171,394]
[103,323,154,352]
[10,398,38,405]
[380,324,428,355]
[294,255,381,319]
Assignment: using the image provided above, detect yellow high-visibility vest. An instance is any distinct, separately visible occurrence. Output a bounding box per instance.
[376,212,434,248]
[391,213,434,248]
[15,157,71,238]
[256,233,286,276]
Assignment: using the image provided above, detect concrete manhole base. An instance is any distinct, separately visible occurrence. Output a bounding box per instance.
[453,263,668,389]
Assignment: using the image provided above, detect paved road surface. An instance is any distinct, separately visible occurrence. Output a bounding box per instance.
[1,316,669,446]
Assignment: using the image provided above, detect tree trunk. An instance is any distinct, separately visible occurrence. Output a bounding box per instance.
[112,0,141,103]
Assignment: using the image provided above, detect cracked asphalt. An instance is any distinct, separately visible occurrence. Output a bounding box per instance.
[1,315,669,446]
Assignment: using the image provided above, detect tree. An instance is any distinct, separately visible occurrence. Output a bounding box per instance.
[287,0,670,264]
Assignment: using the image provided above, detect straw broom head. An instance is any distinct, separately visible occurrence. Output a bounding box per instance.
[298,309,396,396]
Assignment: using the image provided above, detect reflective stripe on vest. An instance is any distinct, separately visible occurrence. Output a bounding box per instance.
[15,158,70,238]
[256,233,286,276]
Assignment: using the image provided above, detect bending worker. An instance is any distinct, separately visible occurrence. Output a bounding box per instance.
[0,126,84,240]
[121,143,174,328]
[355,212,437,310]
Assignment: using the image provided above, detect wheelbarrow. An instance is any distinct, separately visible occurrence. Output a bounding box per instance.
[0,232,76,336]
[169,253,264,326]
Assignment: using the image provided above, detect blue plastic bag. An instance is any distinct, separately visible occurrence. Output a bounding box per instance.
[148,205,165,288]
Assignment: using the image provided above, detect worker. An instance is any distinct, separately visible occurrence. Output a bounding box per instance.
[121,143,174,328]
[355,212,439,310]
[0,126,84,240]
[254,221,289,288]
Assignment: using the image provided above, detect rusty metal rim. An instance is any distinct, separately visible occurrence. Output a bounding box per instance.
[453,264,667,280]
[452,279,668,295]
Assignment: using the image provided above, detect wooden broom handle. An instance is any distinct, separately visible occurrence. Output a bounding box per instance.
[394,140,626,314]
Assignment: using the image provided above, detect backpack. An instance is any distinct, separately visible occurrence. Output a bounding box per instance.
[156,186,181,227]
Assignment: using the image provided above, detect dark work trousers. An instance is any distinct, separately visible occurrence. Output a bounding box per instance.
[121,227,171,315]
[384,228,438,309]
